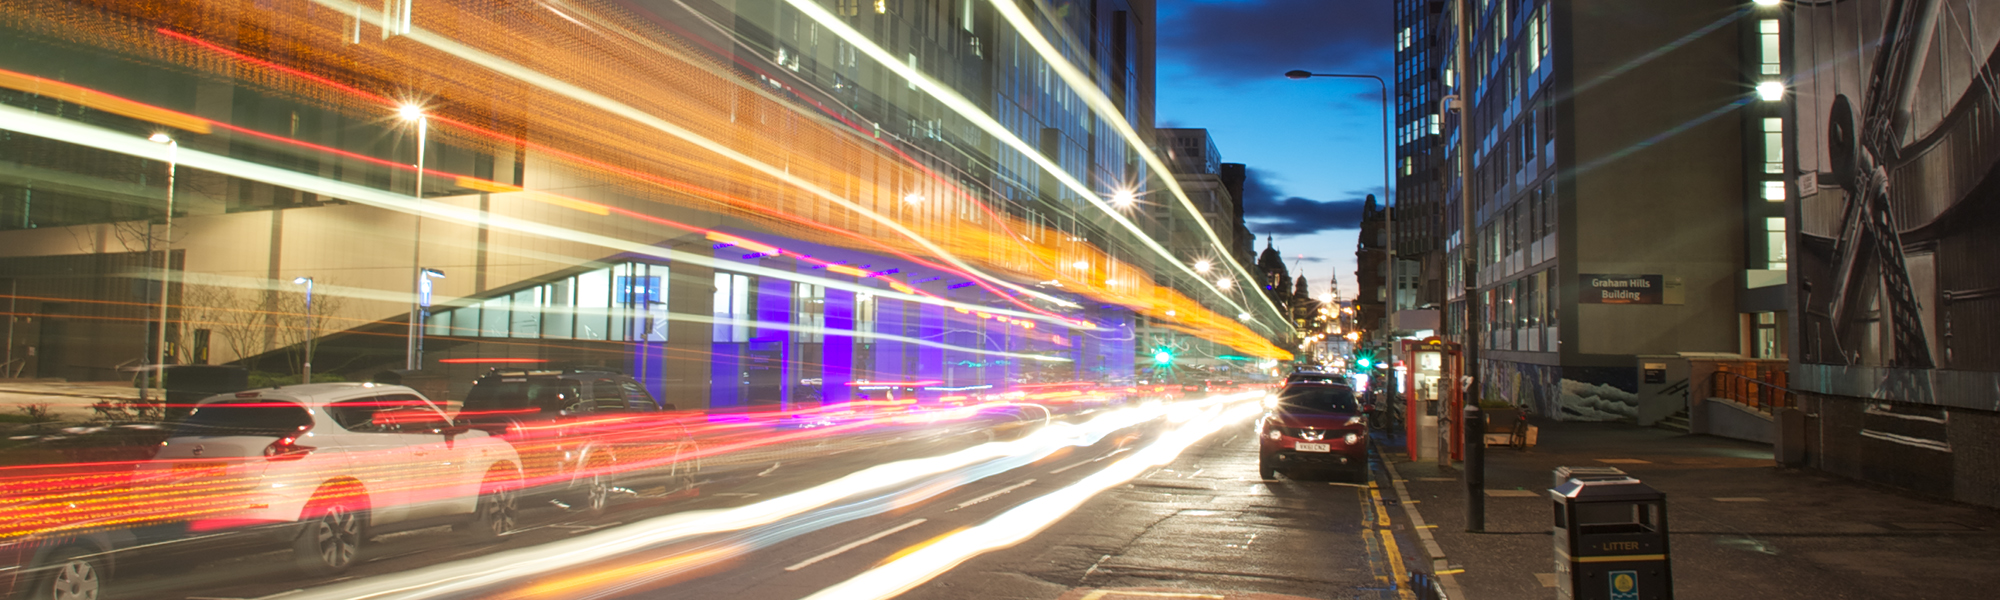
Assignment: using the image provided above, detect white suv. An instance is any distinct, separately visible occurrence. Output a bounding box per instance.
[142,383,523,575]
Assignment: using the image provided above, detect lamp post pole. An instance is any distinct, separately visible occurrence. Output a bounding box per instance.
[294,277,313,383]
[145,133,178,404]
[1446,0,1486,532]
[1283,70,1398,421]
[400,106,427,371]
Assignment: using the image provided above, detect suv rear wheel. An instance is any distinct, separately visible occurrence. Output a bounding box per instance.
[459,465,520,540]
[33,546,104,600]
[293,484,366,576]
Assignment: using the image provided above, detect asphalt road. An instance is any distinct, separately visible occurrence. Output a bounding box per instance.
[96,399,1404,600]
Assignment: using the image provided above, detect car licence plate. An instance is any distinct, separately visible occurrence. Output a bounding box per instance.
[1295,442,1331,453]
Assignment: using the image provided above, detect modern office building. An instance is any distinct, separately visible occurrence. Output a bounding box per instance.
[1396,0,1789,419]
[0,0,1292,407]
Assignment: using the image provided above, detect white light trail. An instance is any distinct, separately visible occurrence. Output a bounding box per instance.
[302,0,1073,310]
[0,105,1087,332]
[799,399,1262,600]
[261,397,1233,600]
[984,0,1290,330]
[776,0,1272,334]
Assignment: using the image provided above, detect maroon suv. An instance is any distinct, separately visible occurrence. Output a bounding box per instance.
[1257,383,1370,481]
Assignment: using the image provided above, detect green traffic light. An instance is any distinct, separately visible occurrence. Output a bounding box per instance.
[1356,358,1372,368]
[1153,350,1173,365]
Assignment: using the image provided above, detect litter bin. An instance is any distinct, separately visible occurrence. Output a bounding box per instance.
[1552,472,1671,599]
[1552,466,1627,489]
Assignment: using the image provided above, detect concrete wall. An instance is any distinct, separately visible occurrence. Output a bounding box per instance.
[1696,397,1774,444]
[1562,0,1746,364]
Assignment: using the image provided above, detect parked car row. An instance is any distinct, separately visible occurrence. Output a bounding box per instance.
[0,368,702,600]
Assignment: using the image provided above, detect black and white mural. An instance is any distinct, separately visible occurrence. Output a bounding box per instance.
[1793,0,2000,411]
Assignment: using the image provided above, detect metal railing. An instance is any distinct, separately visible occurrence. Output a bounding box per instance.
[1711,369,1794,413]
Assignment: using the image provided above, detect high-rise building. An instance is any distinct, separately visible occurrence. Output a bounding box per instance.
[1400,0,1790,419]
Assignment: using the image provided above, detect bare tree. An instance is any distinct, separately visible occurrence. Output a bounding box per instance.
[272,285,346,380]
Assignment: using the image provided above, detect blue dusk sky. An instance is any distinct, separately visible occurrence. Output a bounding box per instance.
[1156,0,1393,302]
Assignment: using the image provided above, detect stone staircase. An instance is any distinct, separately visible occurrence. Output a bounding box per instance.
[1657,407,1691,433]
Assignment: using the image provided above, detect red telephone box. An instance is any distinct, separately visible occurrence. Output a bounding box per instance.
[1401,337,1461,462]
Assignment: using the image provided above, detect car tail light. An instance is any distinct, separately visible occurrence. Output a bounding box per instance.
[264,425,316,460]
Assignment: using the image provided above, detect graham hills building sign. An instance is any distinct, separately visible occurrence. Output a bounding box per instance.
[1580,274,1683,305]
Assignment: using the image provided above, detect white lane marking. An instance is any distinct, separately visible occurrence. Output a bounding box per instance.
[784,519,930,572]
[1052,447,1133,474]
[1050,460,1093,474]
[759,462,783,477]
[952,479,1037,510]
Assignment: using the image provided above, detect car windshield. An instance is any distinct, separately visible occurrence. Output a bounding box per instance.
[172,400,312,438]
[1274,386,1359,414]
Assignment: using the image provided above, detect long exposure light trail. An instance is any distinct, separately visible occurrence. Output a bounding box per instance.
[0,0,1291,357]
[979,0,1283,328]
[275,397,1229,600]
[298,0,1076,312]
[800,399,1263,600]
[0,103,1090,333]
[777,0,1276,333]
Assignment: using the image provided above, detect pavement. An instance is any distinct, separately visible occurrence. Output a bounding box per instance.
[1380,419,2000,600]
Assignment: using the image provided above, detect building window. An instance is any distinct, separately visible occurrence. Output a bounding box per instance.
[714,272,752,343]
[793,283,826,342]
[1762,180,1786,202]
[1763,117,1784,174]
[1759,20,1781,75]
[1766,217,1788,269]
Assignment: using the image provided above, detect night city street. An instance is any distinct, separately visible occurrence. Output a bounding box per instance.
[3,0,1999,599]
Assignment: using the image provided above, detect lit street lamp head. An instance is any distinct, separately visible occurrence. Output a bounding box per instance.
[398,104,425,121]
[1110,189,1136,208]
[1284,70,1314,80]
[148,133,173,144]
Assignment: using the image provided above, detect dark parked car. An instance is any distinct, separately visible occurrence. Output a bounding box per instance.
[1258,382,1370,482]
[457,368,699,513]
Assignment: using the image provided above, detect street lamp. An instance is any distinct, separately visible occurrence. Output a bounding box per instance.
[1284,68,1398,429]
[1110,189,1136,209]
[294,277,314,383]
[143,133,177,403]
[412,268,444,368]
[400,104,429,371]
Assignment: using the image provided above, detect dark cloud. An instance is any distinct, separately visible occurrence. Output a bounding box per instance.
[1160,0,1392,83]
[1239,168,1370,235]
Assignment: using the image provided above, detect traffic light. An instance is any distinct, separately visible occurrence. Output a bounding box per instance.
[1152,349,1173,365]
[1356,357,1373,369]
[1354,348,1377,370]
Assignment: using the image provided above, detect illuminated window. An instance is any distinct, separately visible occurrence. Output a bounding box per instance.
[1760,20,1781,75]
[875,0,888,15]
[714,272,752,343]
[1765,217,1788,269]
[1763,118,1784,173]
[1430,113,1440,135]
[1763,180,1785,201]
[1527,10,1543,71]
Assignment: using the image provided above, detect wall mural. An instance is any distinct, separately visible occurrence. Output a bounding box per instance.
[1793,0,2000,409]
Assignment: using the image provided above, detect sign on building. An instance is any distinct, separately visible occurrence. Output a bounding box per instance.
[1580,274,1663,304]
